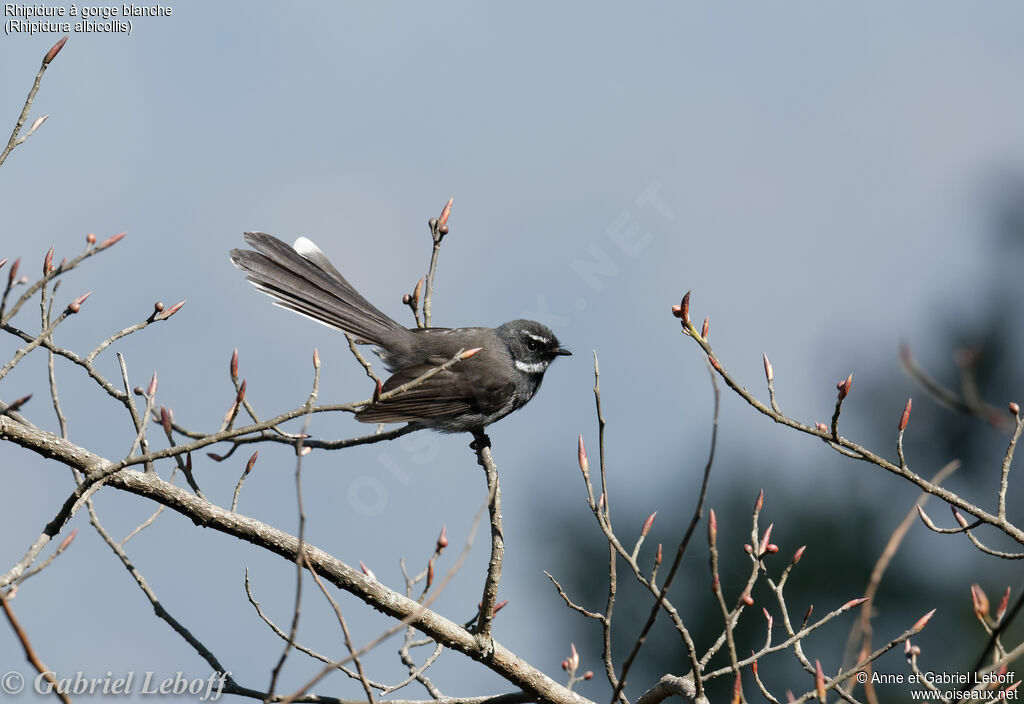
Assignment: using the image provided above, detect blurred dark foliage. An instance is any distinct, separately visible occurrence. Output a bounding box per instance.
[546,171,1024,702]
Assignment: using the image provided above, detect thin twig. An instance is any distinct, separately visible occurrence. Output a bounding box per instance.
[471,430,503,642]
[0,591,71,704]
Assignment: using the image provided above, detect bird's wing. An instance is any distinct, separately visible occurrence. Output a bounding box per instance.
[355,362,513,424]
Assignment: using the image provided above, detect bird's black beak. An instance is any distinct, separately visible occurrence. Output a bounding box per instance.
[554,348,572,357]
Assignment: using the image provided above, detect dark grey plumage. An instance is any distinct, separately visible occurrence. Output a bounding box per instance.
[230,232,570,432]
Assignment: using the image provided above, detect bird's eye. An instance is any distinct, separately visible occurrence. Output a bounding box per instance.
[525,338,538,351]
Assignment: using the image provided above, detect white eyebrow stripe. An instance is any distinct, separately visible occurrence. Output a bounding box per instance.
[521,331,551,344]
[515,359,549,374]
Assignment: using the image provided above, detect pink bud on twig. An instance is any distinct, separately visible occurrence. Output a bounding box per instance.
[759,523,774,555]
[207,452,223,462]
[741,590,754,606]
[438,197,453,228]
[66,291,92,314]
[99,232,126,249]
[842,597,870,611]
[460,347,482,360]
[86,232,96,245]
[763,354,774,383]
[156,300,186,320]
[971,584,990,621]
[577,435,588,473]
[1010,402,1020,417]
[8,258,21,286]
[701,316,709,339]
[160,406,172,434]
[754,488,764,513]
[4,394,31,413]
[912,608,936,631]
[815,660,826,703]
[359,561,376,581]
[952,507,969,528]
[58,528,77,551]
[492,599,508,616]
[641,511,657,537]
[245,451,258,475]
[43,34,68,65]
[791,545,806,565]
[147,372,158,397]
[815,422,828,433]
[836,373,852,400]
[708,509,717,545]
[655,543,662,566]
[43,247,54,275]
[899,398,912,431]
[997,587,1011,622]
[436,525,448,550]
[230,349,239,378]
[312,348,320,370]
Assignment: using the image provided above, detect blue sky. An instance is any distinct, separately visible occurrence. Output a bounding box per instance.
[2,3,1024,700]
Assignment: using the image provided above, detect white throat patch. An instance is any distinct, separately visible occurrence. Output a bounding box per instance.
[515,359,549,374]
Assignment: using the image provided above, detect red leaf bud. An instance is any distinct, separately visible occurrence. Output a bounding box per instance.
[912,608,936,631]
[58,528,77,551]
[8,258,21,286]
[815,660,826,702]
[42,34,68,65]
[899,398,912,431]
[99,232,126,249]
[4,394,31,413]
[641,511,657,537]
[997,587,1011,622]
[438,197,453,228]
[156,300,186,320]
